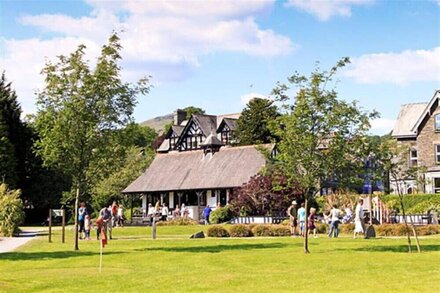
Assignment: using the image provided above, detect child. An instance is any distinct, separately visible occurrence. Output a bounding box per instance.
[308,208,318,238]
[84,215,92,240]
[96,216,103,240]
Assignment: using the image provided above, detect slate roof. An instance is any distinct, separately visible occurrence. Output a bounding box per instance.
[391,103,428,138]
[123,144,271,193]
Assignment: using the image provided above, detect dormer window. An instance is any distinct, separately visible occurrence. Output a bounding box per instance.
[435,114,440,131]
[409,149,417,168]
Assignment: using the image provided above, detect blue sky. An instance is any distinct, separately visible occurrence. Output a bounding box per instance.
[1,0,439,134]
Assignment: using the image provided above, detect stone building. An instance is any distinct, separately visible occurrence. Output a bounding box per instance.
[391,90,440,194]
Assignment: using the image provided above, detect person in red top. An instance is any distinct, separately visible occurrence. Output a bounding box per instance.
[111,201,118,228]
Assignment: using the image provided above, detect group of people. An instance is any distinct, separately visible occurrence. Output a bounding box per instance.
[77,201,125,241]
[287,198,366,239]
[145,203,190,221]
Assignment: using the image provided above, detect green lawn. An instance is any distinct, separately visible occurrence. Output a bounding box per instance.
[1,226,439,292]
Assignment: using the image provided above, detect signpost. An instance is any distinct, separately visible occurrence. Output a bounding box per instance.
[48,209,66,243]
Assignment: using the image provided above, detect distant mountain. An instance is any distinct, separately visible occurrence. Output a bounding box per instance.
[140,113,173,134]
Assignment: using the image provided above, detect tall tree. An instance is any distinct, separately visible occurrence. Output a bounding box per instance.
[235,98,278,145]
[34,33,150,250]
[271,58,378,253]
[182,106,205,119]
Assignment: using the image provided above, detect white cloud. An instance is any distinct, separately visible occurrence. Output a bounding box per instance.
[1,0,294,115]
[285,0,374,21]
[370,118,395,135]
[345,47,440,84]
[240,92,270,105]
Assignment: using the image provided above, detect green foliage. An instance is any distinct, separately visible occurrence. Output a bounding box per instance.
[250,224,290,236]
[182,106,205,119]
[251,224,271,236]
[374,224,440,236]
[206,225,230,237]
[235,97,279,145]
[0,184,25,236]
[382,194,440,213]
[34,32,150,204]
[229,224,253,237]
[156,218,198,226]
[209,205,236,224]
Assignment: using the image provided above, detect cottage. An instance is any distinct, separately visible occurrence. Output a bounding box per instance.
[391,90,440,194]
[123,109,271,220]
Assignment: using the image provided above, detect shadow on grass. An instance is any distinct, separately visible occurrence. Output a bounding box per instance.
[339,244,440,253]
[0,250,124,261]
[137,242,290,253]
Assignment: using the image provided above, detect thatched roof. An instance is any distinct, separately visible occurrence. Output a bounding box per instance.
[123,145,271,193]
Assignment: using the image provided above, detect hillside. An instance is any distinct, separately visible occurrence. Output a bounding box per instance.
[140,113,173,134]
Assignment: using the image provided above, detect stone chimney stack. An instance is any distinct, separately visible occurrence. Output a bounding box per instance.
[173,109,187,126]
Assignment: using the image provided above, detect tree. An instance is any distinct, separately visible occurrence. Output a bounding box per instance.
[0,183,25,237]
[182,106,205,119]
[271,58,378,253]
[34,33,150,250]
[377,139,421,253]
[235,98,278,145]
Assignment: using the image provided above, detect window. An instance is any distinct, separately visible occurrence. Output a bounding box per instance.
[436,145,440,164]
[409,149,417,167]
[435,114,440,131]
[434,178,440,193]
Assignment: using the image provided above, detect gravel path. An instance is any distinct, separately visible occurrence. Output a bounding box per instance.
[0,231,38,253]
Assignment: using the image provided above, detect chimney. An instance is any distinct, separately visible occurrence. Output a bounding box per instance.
[173,109,187,126]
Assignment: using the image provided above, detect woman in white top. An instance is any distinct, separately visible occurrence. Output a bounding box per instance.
[328,205,341,238]
[354,199,365,239]
[161,203,169,221]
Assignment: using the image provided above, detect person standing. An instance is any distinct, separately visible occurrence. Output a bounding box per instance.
[78,202,87,240]
[111,201,118,228]
[287,201,298,236]
[308,208,318,238]
[161,203,169,221]
[298,202,306,237]
[100,206,112,240]
[354,199,366,239]
[203,205,212,225]
[117,205,124,227]
[328,204,341,238]
[84,215,92,240]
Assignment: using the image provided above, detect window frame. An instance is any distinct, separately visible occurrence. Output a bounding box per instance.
[435,114,440,131]
[436,145,440,164]
[409,148,417,168]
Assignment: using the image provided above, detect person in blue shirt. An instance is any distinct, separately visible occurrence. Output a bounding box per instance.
[298,202,306,237]
[78,202,87,240]
[203,205,212,225]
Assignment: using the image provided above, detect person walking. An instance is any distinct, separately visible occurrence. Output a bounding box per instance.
[328,204,341,238]
[84,214,92,240]
[308,208,318,238]
[203,205,212,225]
[287,201,298,236]
[111,201,118,228]
[100,206,112,240]
[354,199,366,239]
[298,202,306,237]
[117,205,125,227]
[78,202,87,240]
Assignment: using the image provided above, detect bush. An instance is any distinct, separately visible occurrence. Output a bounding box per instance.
[340,224,355,234]
[269,225,290,236]
[315,223,328,234]
[374,224,440,236]
[229,224,253,237]
[252,225,272,236]
[157,218,198,226]
[0,184,25,237]
[382,194,440,214]
[209,205,236,224]
[207,225,230,237]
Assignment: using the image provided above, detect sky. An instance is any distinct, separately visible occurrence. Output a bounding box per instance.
[1,0,439,135]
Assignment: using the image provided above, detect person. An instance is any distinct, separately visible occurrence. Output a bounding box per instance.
[203,205,212,225]
[161,203,169,221]
[181,204,189,218]
[308,208,317,238]
[328,204,341,238]
[117,205,125,227]
[107,205,113,239]
[287,201,298,236]
[298,202,306,237]
[84,214,92,240]
[78,202,87,239]
[100,206,112,240]
[173,205,181,218]
[354,199,366,239]
[111,201,118,228]
[147,203,155,217]
[343,205,353,224]
[96,216,103,240]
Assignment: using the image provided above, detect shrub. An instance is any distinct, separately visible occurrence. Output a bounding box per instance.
[269,225,290,236]
[229,224,253,237]
[340,224,355,234]
[209,205,236,224]
[157,218,198,226]
[207,225,230,237]
[0,184,25,237]
[382,194,440,214]
[252,225,272,236]
[373,224,440,236]
[315,223,328,234]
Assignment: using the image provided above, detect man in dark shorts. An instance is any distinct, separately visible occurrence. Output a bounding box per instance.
[287,201,298,236]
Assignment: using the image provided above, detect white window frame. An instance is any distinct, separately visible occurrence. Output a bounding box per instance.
[409,148,417,168]
[436,145,440,164]
[435,114,440,131]
[434,178,440,193]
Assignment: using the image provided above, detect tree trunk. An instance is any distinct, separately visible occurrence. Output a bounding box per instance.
[304,197,310,254]
[399,196,412,253]
[409,215,421,253]
[74,187,79,251]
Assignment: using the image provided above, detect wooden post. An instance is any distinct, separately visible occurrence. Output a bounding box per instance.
[62,209,66,243]
[48,209,52,243]
[130,194,134,224]
[74,188,79,250]
[152,216,157,239]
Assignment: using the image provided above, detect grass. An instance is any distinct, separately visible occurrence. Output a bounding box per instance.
[1,225,440,292]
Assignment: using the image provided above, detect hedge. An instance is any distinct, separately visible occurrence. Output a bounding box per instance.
[156,218,198,226]
[381,194,440,214]
[209,205,236,224]
[206,225,230,237]
[229,224,253,237]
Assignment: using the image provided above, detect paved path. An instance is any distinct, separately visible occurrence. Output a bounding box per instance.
[0,231,39,253]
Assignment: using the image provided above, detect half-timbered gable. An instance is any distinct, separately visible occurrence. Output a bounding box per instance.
[217,118,237,145]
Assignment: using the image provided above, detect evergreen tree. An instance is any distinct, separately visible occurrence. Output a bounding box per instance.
[235,98,278,145]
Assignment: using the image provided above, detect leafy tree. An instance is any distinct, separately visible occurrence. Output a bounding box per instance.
[0,183,25,237]
[271,58,378,253]
[182,106,205,119]
[235,98,278,145]
[34,33,150,250]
